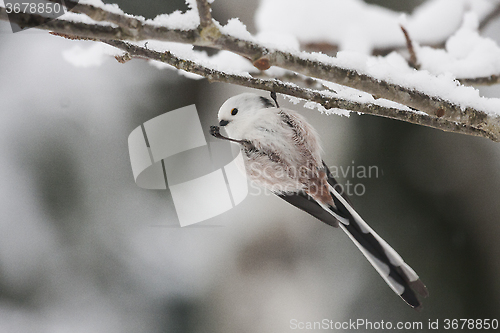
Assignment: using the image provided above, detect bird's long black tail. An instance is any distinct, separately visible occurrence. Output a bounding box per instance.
[325,165,429,310]
[276,162,428,309]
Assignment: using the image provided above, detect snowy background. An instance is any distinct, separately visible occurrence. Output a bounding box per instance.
[1,0,500,332]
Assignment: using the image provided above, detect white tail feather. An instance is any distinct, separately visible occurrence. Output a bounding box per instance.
[329,185,420,282]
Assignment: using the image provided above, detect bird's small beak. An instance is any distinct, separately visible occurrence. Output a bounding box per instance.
[219,119,230,126]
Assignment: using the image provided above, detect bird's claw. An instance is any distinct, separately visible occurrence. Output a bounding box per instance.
[210,125,221,138]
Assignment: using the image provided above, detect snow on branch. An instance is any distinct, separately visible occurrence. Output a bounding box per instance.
[257,0,500,55]
[100,39,500,141]
[2,0,500,141]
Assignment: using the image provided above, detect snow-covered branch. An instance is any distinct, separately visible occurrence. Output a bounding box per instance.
[99,39,498,141]
[2,0,500,141]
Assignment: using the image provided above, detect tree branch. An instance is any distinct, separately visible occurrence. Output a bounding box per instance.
[47,0,143,34]
[2,3,500,142]
[479,2,500,31]
[98,39,495,141]
[458,75,500,86]
[400,25,419,70]
[196,0,213,28]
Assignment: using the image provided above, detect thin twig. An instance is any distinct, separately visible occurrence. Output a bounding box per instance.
[400,25,419,70]
[479,2,500,31]
[196,0,213,28]
[252,72,326,91]
[458,75,500,86]
[49,31,97,41]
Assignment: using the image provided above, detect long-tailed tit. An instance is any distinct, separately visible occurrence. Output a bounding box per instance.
[210,93,428,310]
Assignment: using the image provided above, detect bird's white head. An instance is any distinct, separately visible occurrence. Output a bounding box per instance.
[217,93,276,138]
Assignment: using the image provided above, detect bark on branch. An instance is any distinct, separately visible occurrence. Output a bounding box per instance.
[100,38,493,140]
[1,2,500,142]
[196,0,213,28]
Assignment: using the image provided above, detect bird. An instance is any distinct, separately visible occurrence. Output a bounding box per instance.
[210,92,428,310]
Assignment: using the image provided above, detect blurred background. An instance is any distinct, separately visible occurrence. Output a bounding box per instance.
[1,0,500,332]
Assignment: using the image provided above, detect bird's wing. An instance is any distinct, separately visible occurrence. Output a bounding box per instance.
[276,161,428,310]
[277,188,340,228]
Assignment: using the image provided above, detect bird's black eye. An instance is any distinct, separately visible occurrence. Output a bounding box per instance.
[231,108,238,116]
